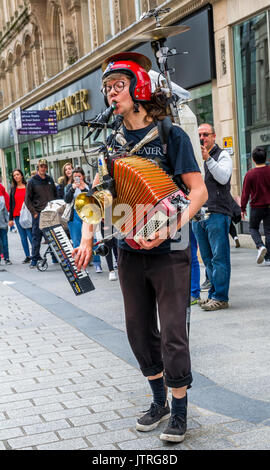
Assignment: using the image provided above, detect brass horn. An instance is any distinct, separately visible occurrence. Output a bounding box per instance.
[75,190,113,225]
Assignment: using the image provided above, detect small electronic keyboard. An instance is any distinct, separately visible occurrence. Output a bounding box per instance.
[42,224,95,295]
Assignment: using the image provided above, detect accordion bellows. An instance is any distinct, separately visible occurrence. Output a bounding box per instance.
[111,156,179,235]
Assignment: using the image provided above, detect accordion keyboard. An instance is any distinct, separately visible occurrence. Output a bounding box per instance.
[133,211,169,243]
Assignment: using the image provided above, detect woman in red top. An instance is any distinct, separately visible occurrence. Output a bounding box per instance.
[9,169,32,263]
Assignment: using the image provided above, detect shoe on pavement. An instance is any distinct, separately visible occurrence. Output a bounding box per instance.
[263,259,270,266]
[136,402,170,432]
[191,296,200,305]
[257,246,267,264]
[109,271,117,281]
[29,261,37,269]
[234,237,240,248]
[95,265,102,273]
[202,299,229,311]
[22,257,31,264]
[198,298,211,308]
[160,414,187,443]
[4,259,12,265]
[200,279,211,291]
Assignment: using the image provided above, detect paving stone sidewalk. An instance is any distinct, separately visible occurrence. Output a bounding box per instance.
[0,278,270,451]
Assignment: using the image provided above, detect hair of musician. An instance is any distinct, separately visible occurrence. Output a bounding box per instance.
[72,167,85,180]
[252,146,267,164]
[11,168,27,187]
[62,162,74,186]
[142,87,171,122]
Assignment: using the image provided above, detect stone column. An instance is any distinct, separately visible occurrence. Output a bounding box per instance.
[212,0,240,196]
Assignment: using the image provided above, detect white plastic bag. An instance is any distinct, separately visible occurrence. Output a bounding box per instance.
[39,199,68,230]
[19,202,32,229]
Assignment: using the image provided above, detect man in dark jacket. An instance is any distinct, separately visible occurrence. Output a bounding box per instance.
[25,159,57,268]
[192,123,233,311]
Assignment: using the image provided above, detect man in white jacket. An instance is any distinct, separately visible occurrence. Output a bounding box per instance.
[192,123,233,311]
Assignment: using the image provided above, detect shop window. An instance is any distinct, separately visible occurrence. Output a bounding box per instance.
[234,11,270,186]
[20,144,30,178]
[4,148,16,184]
[188,83,213,126]
[53,129,72,154]
[35,139,43,159]
[29,141,35,159]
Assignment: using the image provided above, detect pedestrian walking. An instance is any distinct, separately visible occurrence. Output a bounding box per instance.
[73,51,207,443]
[64,167,89,249]
[241,146,270,266]
[190,227,201,304]
[192,123,233,311]
[57,162,74,199]
[25,158,57,268]
[0,182,10,211]
[8,169,32,264]
[0,194,12,265]
[101,220,118,281]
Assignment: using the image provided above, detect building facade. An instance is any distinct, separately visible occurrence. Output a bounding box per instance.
[0,0,269,224]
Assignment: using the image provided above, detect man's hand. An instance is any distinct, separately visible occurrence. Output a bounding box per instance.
[34,213,39,219]
[241,210,246,219]
[136,224,174,250]
[72,239,93,271]
[201,144,210,161]
[8,221,14,228]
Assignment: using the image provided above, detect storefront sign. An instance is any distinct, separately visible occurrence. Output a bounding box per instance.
[44,89,90,121]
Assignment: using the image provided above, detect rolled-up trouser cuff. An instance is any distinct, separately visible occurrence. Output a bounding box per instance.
[141,362,164,378]
[165,372,193,389]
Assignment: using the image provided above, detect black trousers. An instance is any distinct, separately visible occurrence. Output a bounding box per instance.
[249,207,270,260]
[117,248,192,389]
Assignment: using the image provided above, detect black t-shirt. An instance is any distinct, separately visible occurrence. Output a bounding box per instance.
[116,123,200,253]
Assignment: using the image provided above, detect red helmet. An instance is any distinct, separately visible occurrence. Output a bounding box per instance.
[102,52,152,103]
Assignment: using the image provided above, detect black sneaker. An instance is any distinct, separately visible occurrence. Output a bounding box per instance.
[200,279,211,291]
[5,259,12,265]
[160,414,187,443]
[136,402,170,432]
[22,257,31,264]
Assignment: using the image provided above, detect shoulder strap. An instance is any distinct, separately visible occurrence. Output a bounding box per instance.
[114,117,176,156]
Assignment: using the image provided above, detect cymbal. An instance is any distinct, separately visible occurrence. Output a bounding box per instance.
[135,24,190,41]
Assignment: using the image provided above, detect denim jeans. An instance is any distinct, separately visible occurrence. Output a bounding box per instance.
[68,210,83,249]
[190,228,200,298]
[14,216,32,258]
[31,213,43,262]
[249,207,270,261]
[31,213,57,263]
[192,213,231,302]
[93,237,101,267]
[0,228,9,260]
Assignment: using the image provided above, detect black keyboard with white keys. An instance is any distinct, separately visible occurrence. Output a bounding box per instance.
[42,224,95,295]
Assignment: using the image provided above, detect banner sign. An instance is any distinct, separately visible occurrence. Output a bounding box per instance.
[17,110,58,135]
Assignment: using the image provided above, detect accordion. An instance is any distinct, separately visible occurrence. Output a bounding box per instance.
[109,155,189,249]
[75,154,189,250]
